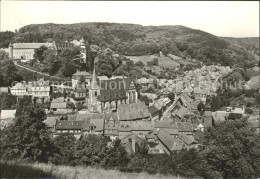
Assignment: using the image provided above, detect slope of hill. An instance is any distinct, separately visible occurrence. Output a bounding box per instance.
[220,37,259,55]
[3,22,259,67]
[125,55,180,69]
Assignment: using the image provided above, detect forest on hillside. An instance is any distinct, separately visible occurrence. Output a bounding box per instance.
[0,23,259,68]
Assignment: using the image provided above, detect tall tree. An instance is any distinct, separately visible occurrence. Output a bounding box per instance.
[0,93,17,110]
[105,139,130,168]
[0,50,8,61]
[85,43,95,72]
[0,59,23,86]
[42,50,61,75]
[202,118,260,179]
[74,135,109,166]
[167,92,175,102]
[34,45,48,62]
[1,96,55,162]
[51,133,76,165]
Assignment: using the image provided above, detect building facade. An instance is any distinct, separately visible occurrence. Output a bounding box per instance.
[88,67,138,113]
[9,42,54,61]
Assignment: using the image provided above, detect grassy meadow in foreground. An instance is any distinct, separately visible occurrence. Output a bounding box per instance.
[1,160,184,179]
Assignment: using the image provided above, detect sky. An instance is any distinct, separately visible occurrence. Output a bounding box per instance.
[0,1,259,37]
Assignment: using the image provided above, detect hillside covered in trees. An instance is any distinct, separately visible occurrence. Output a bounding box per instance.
[1,23,259,68]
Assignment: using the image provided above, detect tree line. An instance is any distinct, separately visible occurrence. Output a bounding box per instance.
[1,22,258,68]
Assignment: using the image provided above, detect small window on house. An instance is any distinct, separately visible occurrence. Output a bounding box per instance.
[95,91,97,96]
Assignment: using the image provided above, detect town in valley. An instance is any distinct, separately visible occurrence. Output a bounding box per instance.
[0,2,259,178]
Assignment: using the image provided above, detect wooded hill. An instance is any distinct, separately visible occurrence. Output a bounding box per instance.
[1,22,259,68]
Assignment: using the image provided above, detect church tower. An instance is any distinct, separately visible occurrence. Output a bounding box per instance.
[88,66,100,112]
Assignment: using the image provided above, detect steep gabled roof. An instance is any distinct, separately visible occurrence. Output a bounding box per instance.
[104,113,118,121]
[104,113,119,131]
[175,107,189,119]
[194,130,204,143]
[13,43,48,49]
[193,87,209,95]
[157,129,184,151]
[148,106,160,117]
[98,89,127,102]
[85,119,104,132]
[50,102,67,109]
[55,120,85,130]
[154,121,178,129]
[117,102,150,121]
[131,121,153,131]
[179,134,195,145]
[118,121,131,132]
[11,83,27,90]
[121,134,144,146]
[72,71,92,77]
[76,113,103,121]
[177,122,193,132]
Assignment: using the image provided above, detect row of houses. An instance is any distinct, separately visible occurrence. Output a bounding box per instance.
[40,100,208,155]
[10,78,50,98]
[0,93,254,156]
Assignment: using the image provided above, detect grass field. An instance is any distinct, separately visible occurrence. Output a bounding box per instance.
[0,160,55,179]
[125,55,180,69]
[167,54,196,66]
[1,160,184,179]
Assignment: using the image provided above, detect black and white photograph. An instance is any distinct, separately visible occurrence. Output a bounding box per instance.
[0,1,259,178]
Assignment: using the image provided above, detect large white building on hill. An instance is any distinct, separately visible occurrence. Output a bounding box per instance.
[9,42,55,61]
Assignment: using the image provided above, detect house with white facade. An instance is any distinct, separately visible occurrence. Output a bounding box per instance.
[28,79,50,98]
[10,82,28,96]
